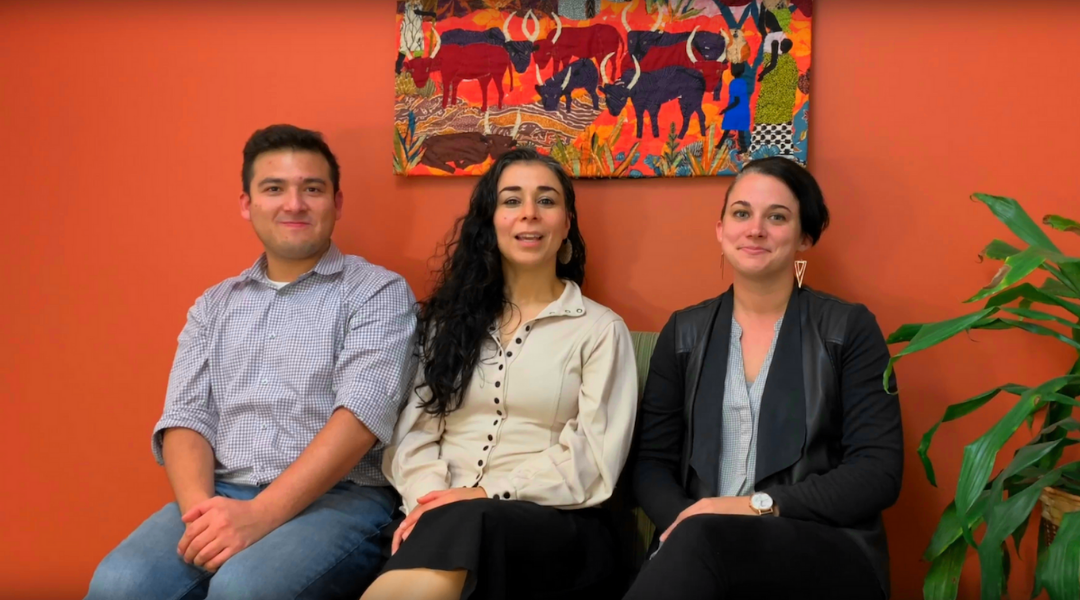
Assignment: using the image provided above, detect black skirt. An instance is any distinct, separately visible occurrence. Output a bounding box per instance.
[380,499,624,600]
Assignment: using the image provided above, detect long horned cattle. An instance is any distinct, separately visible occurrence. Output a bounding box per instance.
[530,11,624,82]
[599,55,708,140]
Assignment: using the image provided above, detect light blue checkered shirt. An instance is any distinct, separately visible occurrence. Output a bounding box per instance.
[719,315,783,497]
[152,243,418,487]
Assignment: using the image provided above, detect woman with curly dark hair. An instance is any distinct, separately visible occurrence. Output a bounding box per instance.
[362,148,638,600]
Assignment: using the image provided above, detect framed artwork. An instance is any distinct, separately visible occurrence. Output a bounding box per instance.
[394,0,812,177]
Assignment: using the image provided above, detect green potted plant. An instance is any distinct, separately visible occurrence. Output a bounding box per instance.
[885,194,1080,600]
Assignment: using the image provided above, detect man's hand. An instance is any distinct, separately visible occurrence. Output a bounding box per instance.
[391,488,488,555]
[659,496,757,542]
[177,496,280,572]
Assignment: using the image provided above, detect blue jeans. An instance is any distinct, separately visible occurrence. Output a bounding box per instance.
[85,481,397,600]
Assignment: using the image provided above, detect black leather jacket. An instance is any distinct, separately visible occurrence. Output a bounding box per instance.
[632,286,903,597]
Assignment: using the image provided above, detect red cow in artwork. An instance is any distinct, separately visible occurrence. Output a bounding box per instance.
[404,30,513,112]
[531,14,623,83]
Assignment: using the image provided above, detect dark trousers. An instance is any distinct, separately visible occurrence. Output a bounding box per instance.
[623,514,884,600]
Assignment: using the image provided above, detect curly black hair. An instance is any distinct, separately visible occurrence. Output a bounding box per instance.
[416,148,586,416]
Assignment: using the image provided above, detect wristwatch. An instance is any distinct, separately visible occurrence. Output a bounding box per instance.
[750,492,775,516]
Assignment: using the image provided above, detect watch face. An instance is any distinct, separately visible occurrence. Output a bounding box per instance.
[751,493,773,511]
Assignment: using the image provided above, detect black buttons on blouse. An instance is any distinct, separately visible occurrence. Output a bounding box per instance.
[502,492,510,499]
[499,365,503,370]
[515,338,522,344]
[494,398,500,404]
[525,326,531,332]
[488,434,493,441]
[495,381,501,388]
[478,460,484,467]
[507,351,513,357]
[483,445,489,451]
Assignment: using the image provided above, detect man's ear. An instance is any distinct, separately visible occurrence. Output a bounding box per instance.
[240,191,252,221]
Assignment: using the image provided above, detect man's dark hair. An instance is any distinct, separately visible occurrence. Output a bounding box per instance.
[241,124,341,194]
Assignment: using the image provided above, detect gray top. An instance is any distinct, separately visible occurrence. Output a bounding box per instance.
[718,315,784,497]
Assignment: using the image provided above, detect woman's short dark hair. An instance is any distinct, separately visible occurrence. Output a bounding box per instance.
[415,148,586,416]
[241,124,341,194]
[722,157,830,245]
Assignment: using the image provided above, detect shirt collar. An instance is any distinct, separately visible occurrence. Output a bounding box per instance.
[535,280,587,321]
[241,242,345,285]
[486,280,587,336]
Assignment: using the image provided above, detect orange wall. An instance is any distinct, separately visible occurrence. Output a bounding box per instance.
[3,2,1080,598]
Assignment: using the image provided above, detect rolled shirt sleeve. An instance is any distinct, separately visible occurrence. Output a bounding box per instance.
[332,273,419,446]
[152,295,218,463]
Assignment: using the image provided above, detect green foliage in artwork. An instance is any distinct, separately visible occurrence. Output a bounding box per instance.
[393,111,426,176]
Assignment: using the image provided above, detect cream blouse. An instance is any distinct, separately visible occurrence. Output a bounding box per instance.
[383,281,638,513]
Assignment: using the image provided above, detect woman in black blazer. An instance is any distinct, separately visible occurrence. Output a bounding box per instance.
[625,157,903,600]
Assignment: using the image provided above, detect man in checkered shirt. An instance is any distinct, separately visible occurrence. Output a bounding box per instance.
[86,125,418,600]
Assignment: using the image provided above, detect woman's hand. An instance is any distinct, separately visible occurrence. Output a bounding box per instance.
[659,496,757,542]
[392,488,488,554]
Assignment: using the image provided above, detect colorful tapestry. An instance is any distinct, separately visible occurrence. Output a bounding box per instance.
[393,0,812,178]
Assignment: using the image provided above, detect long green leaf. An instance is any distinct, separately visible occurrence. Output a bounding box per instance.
[1043,510,1080,600]
[1043,278,1080,299]
[1033,514,1051,599]
[918,386,1027,487]
[955,389,1045,546]
[1000,307,1080,330]
[886,323,925,344]
[884,308,998,389]
[998,318,1080,351]
[986,283,1080,319]
[978,470,1063,600]
[924,537,969,600]
[1043,214,1080,236]
[966,247,1049,303]
[972,193,1060,253]
[926,493,992,561]
[981,239,1023,262]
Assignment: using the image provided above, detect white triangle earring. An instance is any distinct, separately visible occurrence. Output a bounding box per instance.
[794,259,807,288]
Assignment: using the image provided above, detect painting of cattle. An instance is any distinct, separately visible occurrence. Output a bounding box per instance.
[394,0,813,178]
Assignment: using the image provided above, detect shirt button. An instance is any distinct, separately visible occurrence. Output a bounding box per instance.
[497,410,502,416]
[478,460,484,467]
[525,326,531,332]
[499,365,503,370]
[506,351,513,357]
[502,492,510,499]
[495,381,501,388]
[493,420,499,426]
[488,434,493,441]
[261,378,268,385]
[494,398,500,404]
[269,333,276,339]
[483,445,489,451]
[492,494,499,499]
[515,338,522,344]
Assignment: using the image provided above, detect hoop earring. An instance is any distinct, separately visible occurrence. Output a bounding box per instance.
[794,259,807,288]
[558,239,573,265]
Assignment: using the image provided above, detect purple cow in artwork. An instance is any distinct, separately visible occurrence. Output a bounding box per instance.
[600,60,707,139]
[534,58,602,113]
